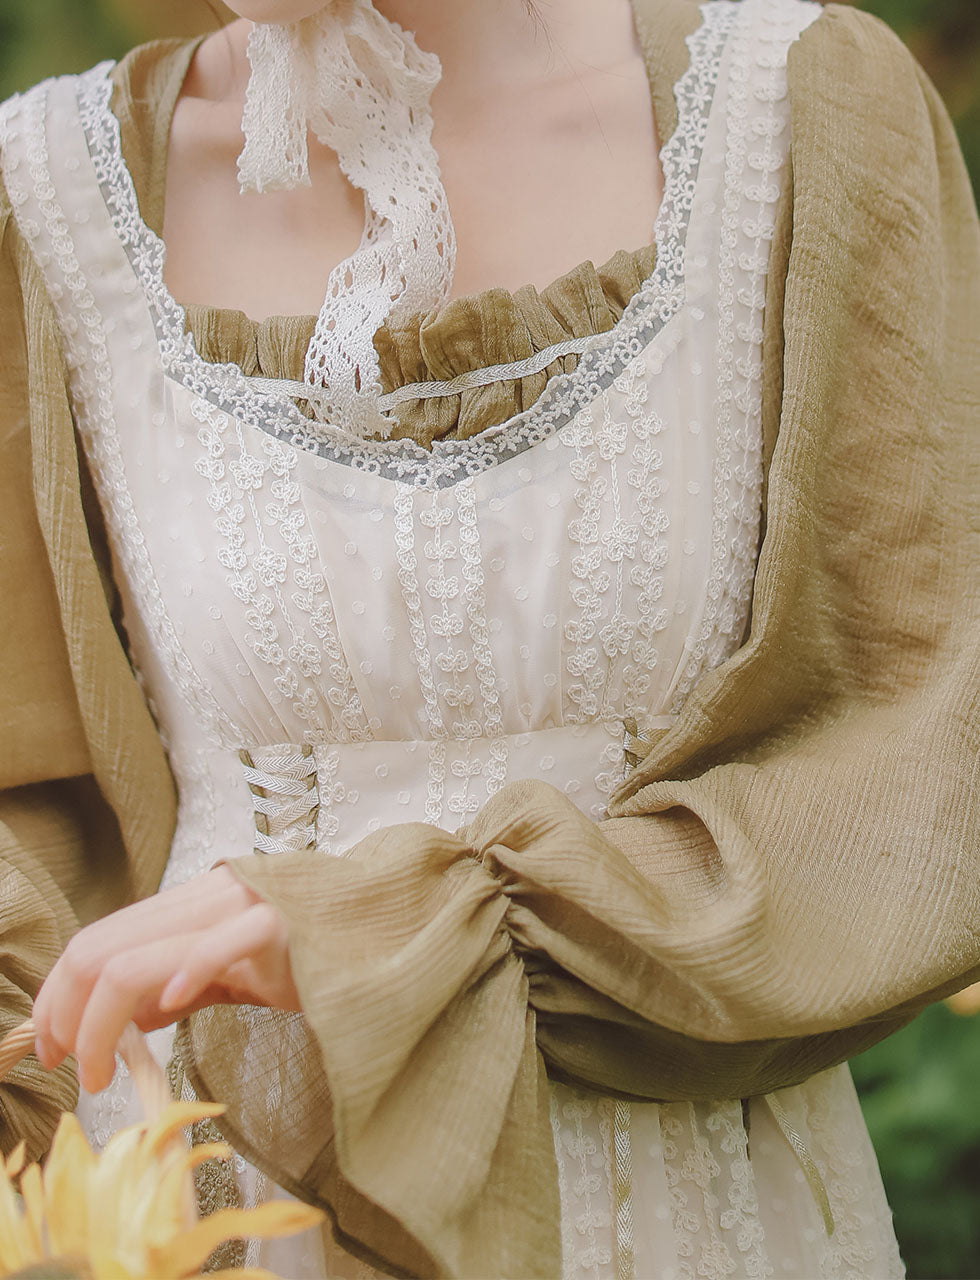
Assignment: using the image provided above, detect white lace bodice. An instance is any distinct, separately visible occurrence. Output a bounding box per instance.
[0,2,904,1276]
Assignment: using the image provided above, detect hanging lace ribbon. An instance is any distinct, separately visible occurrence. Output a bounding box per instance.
[237,0,457,439]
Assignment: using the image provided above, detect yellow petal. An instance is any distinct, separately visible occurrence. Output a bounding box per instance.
[54,1113,97,1173]
[184,1143,233,1170]
[85,1127,147,1278]
[205,1271,284,1279]
[18,1163,47,1259]
[142,1104,225,1161]
[131,1149,197,1248]
[4,1144,26,1180]
[0,1171,36,1272]
[112,1143,194,1264]
[154,1202,325,1277]
[43,1116,94,1258]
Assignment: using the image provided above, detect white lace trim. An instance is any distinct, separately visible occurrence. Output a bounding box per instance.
[456,480,510,799]
[796,1072,905,1280]
[555,1087,616,1280]
[392,485,446,741]
[247,331,600,412]
[559,357,672,807]
[191,394,370,745]
[72,2,738,489]
[668,0,818,712]
[709,1100,769,1276]
[239,6,457,438]
[312,744,359,855]
[0,80,244,752]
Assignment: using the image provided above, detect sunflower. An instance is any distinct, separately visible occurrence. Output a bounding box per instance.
[0,1101,323,1280]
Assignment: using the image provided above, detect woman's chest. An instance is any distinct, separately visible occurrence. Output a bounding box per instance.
[90,316,755,776]
[0,0,807,774]
[161,54,664,319]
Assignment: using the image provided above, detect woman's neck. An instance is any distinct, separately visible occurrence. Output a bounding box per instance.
[199,1,641,108]
[371,0,641,97]
[168,0,662,316]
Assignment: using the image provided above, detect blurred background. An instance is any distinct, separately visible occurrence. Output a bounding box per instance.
[0,0,977,188]
[0,0,977,1276]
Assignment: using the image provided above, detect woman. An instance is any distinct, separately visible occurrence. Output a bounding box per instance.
[0,0,977,1275]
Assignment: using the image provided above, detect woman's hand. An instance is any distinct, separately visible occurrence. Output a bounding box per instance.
[31,865,300,1094]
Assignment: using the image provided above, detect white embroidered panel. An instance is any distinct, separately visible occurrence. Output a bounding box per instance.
[0,2,904,1277]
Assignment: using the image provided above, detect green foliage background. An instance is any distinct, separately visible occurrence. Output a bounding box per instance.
[0,1,977,1277]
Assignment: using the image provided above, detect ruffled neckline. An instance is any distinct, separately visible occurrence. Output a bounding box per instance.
[109,3,692,445]
[185,244,656,444]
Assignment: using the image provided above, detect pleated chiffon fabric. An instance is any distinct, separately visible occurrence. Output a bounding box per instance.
[0,1,975,1277]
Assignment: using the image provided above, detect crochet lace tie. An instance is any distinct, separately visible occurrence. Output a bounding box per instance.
[237,0,457,440]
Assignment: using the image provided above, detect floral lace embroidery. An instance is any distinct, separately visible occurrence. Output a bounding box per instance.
[393,486,444,735]
[562,396,610,727]
[0,80,242,751]
[797,1071,905,1280]
[555,1087,615,1280]
[72,3,737,490]
[660,1104,701,1277]
[707,1101,769,1277]
[424,740,448,828]
[552,1078,902,1280]
[456,479,510,796]
[560,361,671,732]
[191,395,369,745]
[669,0,820,710]
[312,745,362,856]
[393,481,513,815]
[597,1098,617,1263]
[551,1090,579,1280]
[419,489,471,735]
[392,486,447,822]
[689,1103,735,1277]
[616,362,671,728]
[559,358,673,811]
[456,483,504,736]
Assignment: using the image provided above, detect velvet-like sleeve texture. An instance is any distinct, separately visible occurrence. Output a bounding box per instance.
[0,179,177,1159]
[173,6,980,1278]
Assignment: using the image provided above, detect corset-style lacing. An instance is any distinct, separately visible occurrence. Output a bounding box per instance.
[239,746,319,855]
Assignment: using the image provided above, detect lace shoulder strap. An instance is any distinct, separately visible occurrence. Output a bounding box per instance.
[0,68,120,290]
[630,0,823,149]
[629,0,706,148]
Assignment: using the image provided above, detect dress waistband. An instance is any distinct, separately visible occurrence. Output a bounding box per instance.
[233,718,836,1236]
[237,716,678,857]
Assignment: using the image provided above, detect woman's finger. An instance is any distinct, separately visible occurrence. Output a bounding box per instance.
[73,933,201,1093]
[158,902,288,1012]
[33,944,100,1069]
[33,866,258,1067]
[74,905,288,1091]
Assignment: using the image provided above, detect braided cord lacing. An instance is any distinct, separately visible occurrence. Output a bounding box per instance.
[239,747,319,855]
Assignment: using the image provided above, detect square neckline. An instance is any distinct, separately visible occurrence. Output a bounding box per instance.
[121,2,684,331]
[76,0,738,487]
